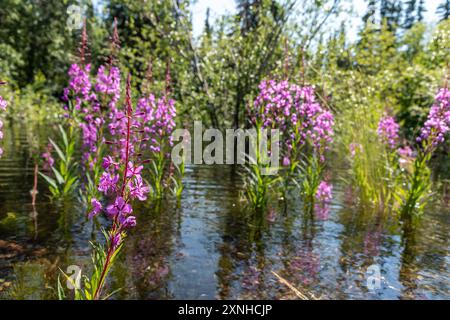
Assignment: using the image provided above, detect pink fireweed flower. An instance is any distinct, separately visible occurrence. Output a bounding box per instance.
[80,122,98,153]
[0,96,7,111]
[89,74,152,301]
[95,65,121,110]
[88,198,103,219]
[129,175,150,201]
[251,80,334,163]
[126,162,143,178]
[282,156,290,166]
[92,74,149,228]
[63,63,93,110]
[417,88,450,149]
[377,114,400,149]
[309,110,334,160]
[111,232,122,250]
[98,171,119,194]
[118,215,137,228]
[397,146,413,158]
[136,94,177,153]
[106,196,132,218]
[102,155,118,169]
[316,181,333,203]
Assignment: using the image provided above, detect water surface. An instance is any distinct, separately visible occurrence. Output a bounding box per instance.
[0,121,449,299]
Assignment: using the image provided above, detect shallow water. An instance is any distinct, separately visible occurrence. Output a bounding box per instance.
[0,121,449,300]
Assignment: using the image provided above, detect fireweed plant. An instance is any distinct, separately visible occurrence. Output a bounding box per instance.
[374,112,403,208]
[399,86,450,216]
[348,110,408,210]
[40,21,179,297]
[136,63,180,200]
[59,74,149,300]
[343,86,402,210]
[348,84,449,216]
[246,79,334,212]
[39,23,93,199]
[78,22,122,209]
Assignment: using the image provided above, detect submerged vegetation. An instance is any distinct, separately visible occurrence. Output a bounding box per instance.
[0,0,449,300]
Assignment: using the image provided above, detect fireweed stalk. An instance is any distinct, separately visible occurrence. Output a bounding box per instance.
[374,113,403,207]
[347,108,404,209]
[40,22,92,198]
[377,114,400,150]
[136,62,177,200]
[44,19,122,203]
[61,75,150,300]
[401,86,450,216]
[80,20,122,206]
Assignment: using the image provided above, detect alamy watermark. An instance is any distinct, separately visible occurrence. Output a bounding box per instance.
[171,121,280,175]
[66,265,82,290]
[66,4,85,32]
[366,264,382,291]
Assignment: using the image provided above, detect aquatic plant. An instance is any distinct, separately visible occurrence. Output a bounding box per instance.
[247,78,334,210]
[39,65,84,199]
[80,28,122,208]
[39,125,79,198]
[376,113,403,207]
[377,114,400,149]
[39,22,95,198]
[342,88,404,210]
[400,86,450,215]
[136,62,178,200]
[59,74,149,300]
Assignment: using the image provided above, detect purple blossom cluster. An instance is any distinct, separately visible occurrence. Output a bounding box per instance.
[95,65,121,111]
[63,63,94,111]
[61,20,123,170]
[251,80,334,162]
[377,114,400,149]
[89,75,149,237]
[62,61,123,167]
[397,145,413,158]
[0,96,6,111]
[0,95,7,157]
[417,88,450,149]
[136,94,176,153]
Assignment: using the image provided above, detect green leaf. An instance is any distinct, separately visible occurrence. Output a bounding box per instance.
[51,167,65,185]
[102,288,122,300]
[57,274,66,300]
[49,138,66,163]
[58,125,68,149]
[38,171,57,189]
